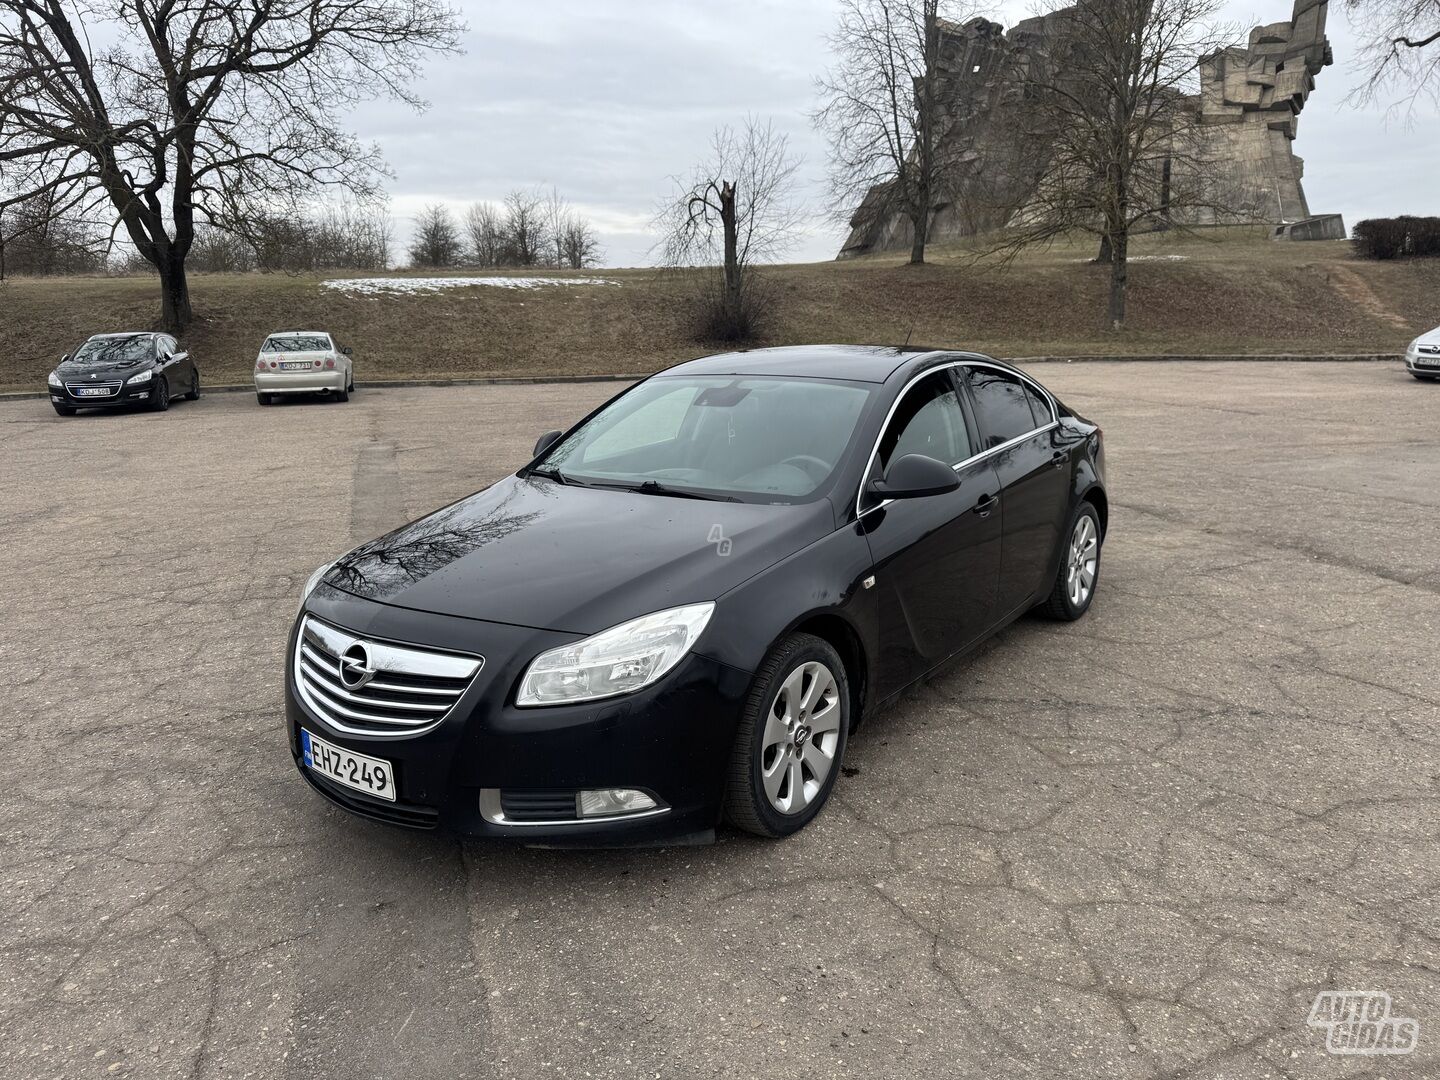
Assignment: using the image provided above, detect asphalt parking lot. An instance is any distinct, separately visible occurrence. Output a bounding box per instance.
[3,361,1437,1080]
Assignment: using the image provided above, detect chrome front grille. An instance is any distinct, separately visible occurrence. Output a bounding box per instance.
[293,616,483,736]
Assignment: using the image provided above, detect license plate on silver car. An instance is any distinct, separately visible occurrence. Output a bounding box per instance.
[281,361,312,370]
[301,729,396,801]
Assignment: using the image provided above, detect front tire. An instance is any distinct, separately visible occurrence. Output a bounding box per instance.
[1041,502,1102,620]
[724,633,850,838]
[150,377,170,412]
[52,404,76,417]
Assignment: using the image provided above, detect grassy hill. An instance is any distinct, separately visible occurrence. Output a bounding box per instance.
[2,227,1434,392]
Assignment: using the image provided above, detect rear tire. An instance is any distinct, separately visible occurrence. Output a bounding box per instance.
[185,369,200,400]
[150,377,170,412]
[257,392,272,406]
[724,633,850,838]
[335,385,349,402]
[52,404,76,417]
[1040,501,1101,621]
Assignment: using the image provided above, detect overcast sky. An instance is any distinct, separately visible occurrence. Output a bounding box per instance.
[355,0,1440,267]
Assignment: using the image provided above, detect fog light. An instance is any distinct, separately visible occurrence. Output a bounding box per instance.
[577,788,657,818]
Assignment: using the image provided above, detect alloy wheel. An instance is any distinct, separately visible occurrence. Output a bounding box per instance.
[1066,514,1098,608]
[760,660,842,815]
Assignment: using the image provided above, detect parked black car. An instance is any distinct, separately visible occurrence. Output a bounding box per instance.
[287,346,1107,844]
[48,332,200,415]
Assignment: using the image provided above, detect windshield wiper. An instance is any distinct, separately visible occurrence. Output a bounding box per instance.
[529,466,580,486]
[630,480,741,503]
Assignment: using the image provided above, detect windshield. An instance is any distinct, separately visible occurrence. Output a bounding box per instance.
[71,336,154,365]
[263,335,331,353]
[536,375,874,501]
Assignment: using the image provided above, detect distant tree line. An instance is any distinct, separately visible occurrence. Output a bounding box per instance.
[0,190,105,278]
[408,189,603,269]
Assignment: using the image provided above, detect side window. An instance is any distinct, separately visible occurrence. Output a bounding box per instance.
[877,371,970,472]
[966,367,1042,449]
[1023,384,1052,426]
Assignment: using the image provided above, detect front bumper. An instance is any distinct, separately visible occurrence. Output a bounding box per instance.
[284,589,752,845]
[256,370,346,393]
[1404,350,1440,375]
[51,381,153,407]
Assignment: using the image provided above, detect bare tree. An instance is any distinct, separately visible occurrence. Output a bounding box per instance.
[0,0,461,330]
[500,189,547,266]
[558,215,603,269]
[464,202,504,266]
[815,0,971,264]
[409,203,461,267]
[1345,0,1440,108]
[655,117,803,340]
[981,0,1239,329]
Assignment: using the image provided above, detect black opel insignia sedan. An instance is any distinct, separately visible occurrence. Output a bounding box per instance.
[47,332,200,415]
[287,346,1106,843]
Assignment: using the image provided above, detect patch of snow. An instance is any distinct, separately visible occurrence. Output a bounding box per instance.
[1072,254,1189,263]
[322,275,618,296]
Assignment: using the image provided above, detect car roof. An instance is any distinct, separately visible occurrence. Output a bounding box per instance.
[88,332,157,339]
[657,345,1022,385]
[266,329,331,336]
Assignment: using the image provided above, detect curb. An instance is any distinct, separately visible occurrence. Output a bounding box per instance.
[0,355,1406,401]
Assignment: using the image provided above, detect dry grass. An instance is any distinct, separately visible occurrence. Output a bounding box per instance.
[1,227,1432,391]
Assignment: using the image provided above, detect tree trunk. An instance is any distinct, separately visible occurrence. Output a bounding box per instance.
[1095,234,1112,264]
[158,252,193,333]
[909,203,928,265]
[719,181,742,323]
[1107,229,1127,330]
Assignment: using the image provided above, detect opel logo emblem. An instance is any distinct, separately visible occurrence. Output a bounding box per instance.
[339,643,376,690]
[793,724,812,748]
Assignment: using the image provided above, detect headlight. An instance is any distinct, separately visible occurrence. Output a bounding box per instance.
[299,560,336,614]
[516,602,715,706]
[126,368,153,385]
[47,371,61,387]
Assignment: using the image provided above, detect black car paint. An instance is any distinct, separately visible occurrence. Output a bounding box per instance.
[50,333,197,410]
[286,347,1106,843]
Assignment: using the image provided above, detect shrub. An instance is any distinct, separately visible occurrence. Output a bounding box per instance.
[1352,216,1440,260]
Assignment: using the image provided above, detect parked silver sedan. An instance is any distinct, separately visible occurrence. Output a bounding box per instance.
[1405,325,1440,381]
[254,331,355,405]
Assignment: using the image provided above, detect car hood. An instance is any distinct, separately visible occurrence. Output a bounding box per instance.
[323,475,837,634]
[1414,326,1440,348]
[55,359,151,380]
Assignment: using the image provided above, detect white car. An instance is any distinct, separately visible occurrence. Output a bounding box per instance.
[254,331,355,405]
[1404,325,1440,381]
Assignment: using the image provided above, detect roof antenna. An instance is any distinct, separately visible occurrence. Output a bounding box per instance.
[904,324,915,347]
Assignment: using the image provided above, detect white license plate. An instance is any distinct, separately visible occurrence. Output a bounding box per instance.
[75,387,111,397]
[1418,356,1440,367]
[281,361,312,370]
[301,729,396,802]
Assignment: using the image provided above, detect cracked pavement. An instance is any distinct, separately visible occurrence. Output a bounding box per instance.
[2,361,1436,1079]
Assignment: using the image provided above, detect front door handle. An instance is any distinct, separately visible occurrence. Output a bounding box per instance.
[1051,451,1067,469]
[973,492,999,518]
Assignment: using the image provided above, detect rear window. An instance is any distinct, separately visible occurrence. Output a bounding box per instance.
[263,335,330,353]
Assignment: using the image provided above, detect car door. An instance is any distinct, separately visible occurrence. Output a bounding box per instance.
[164,335,194,392]
[859,368,1002,699]
[960,364,1069,616]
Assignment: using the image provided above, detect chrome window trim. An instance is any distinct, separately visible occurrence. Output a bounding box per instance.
[854,358,1059,520]
[293,615,484,738]
[477,789,671,827]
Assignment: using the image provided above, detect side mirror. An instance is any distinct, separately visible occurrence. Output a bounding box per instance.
[172,351,188,362]
[60,354,70,363]
[533,429,563,456]
[869,454,960,499]
[341,346,353,356]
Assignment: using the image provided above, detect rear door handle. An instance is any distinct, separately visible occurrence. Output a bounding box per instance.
[973,493,999,518]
